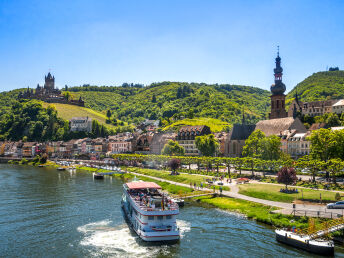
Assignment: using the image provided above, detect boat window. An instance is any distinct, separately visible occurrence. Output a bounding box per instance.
[166,215,172,219]
[148,216,154,220]
[157,216,163,220]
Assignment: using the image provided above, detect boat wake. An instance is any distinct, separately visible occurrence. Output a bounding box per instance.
[77,219,191,257]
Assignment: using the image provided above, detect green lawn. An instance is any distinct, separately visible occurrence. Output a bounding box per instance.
[239,183,341,203]
[126,167,230,191]
[196,196,323,229]
[77,165,199,196]
[162,117,230,132]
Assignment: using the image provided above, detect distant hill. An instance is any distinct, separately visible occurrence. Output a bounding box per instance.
[287,71,344,104]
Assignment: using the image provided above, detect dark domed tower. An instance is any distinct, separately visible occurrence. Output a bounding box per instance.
[44,72,55,91]
[269,48,287,119]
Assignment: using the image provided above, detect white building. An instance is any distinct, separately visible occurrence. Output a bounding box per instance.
[70,117,92,133]
[331,100,344,115]
[287,132,310,158]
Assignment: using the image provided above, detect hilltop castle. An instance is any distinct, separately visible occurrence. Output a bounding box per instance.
[18,72,84,106]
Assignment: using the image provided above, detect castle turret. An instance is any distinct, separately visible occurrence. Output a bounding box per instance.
[44,72,55,91]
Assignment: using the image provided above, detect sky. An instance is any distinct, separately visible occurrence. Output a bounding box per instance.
[1,0,344,92]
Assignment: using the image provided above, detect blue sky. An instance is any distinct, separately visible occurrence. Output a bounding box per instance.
[1,0,344,92]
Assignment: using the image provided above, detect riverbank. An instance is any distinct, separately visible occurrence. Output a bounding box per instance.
[8,160,335,232]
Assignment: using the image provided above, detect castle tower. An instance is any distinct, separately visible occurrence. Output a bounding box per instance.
[44,72,55,91]
[269,47,287,119]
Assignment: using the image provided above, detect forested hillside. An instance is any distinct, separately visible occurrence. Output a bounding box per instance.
[67,82,270,125]
[0,82,270,131]
[287,70,344,103]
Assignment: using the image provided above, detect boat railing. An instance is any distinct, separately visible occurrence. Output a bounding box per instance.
[131,197,178,211]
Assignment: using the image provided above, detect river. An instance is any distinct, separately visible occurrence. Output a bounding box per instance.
[0,164,343,257]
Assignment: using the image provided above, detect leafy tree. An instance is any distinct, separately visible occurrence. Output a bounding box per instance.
[261,135,282,160]
[326,159,343,184]
[195,134,219,156]
[308,128,335,161]
[106,109,112,119]
[168,158,180,175]
[325,113,341,127]
[242,130,265,158]
[187,108,194,119]
[161,140,185,156]
[277,167,297,190]
[152,94,157,103]
[63,91,72,101]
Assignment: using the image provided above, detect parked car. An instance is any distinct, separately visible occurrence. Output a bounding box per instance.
[327,201,344,209]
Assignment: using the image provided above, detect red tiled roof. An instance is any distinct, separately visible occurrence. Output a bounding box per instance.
[126,181,161,190]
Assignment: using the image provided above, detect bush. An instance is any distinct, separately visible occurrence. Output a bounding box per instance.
[335,192,341,201]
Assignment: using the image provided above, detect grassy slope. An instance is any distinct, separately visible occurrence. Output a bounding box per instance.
[41,103,117,128]
[287,70,344,104]
[162,118,230,132]
[239,183,340,203]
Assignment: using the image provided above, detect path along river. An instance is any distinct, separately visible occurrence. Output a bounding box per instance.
[1,164,344,257]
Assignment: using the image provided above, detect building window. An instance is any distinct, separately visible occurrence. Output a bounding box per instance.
[148,216,154,220]
[157,216,163,220]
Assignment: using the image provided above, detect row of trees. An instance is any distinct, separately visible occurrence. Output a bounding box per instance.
[112,153,344,182]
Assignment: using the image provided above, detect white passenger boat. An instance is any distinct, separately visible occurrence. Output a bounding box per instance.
[121,181,180,242]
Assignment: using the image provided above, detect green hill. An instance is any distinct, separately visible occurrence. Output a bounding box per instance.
[287,70,344,104]
[67,82,270,125]
[0,82,270,131]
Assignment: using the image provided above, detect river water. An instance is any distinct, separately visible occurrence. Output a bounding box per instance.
[1,164,344,257]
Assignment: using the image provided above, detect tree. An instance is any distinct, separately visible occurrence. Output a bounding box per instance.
[168,158,180,175]
[152,94,157,103]
[106,109,112,119]
[195,134,219,157]
[325,113,341,127]
[277,167,297,190]
[326,159,343,184]
[308,129,335,161]
[242,130,265,157]
[297,155,325,183]
[261,135,282,160]
[161,140,185,156]
[187,108,194,119]
[63,91,72,101]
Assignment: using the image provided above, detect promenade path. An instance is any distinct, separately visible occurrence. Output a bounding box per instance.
[130,171,344,219]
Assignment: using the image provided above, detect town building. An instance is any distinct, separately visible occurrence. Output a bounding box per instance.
[176,125,211,156]
[135,133,154,154]
[108,133,135,154]
[287,132,311,158]
[332,99,344,115]
[70,117,93,133]
[288,97,338,118]
[149,132,177,155]
[256,117,307,137]
[269,48,288,119]
[226,124,256,157]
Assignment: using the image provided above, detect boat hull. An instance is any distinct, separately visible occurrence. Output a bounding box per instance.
[121,202,180,243]
[276,232,334,256]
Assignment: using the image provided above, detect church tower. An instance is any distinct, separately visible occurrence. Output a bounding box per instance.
[269,47,287,119]
[44,72,55,91]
